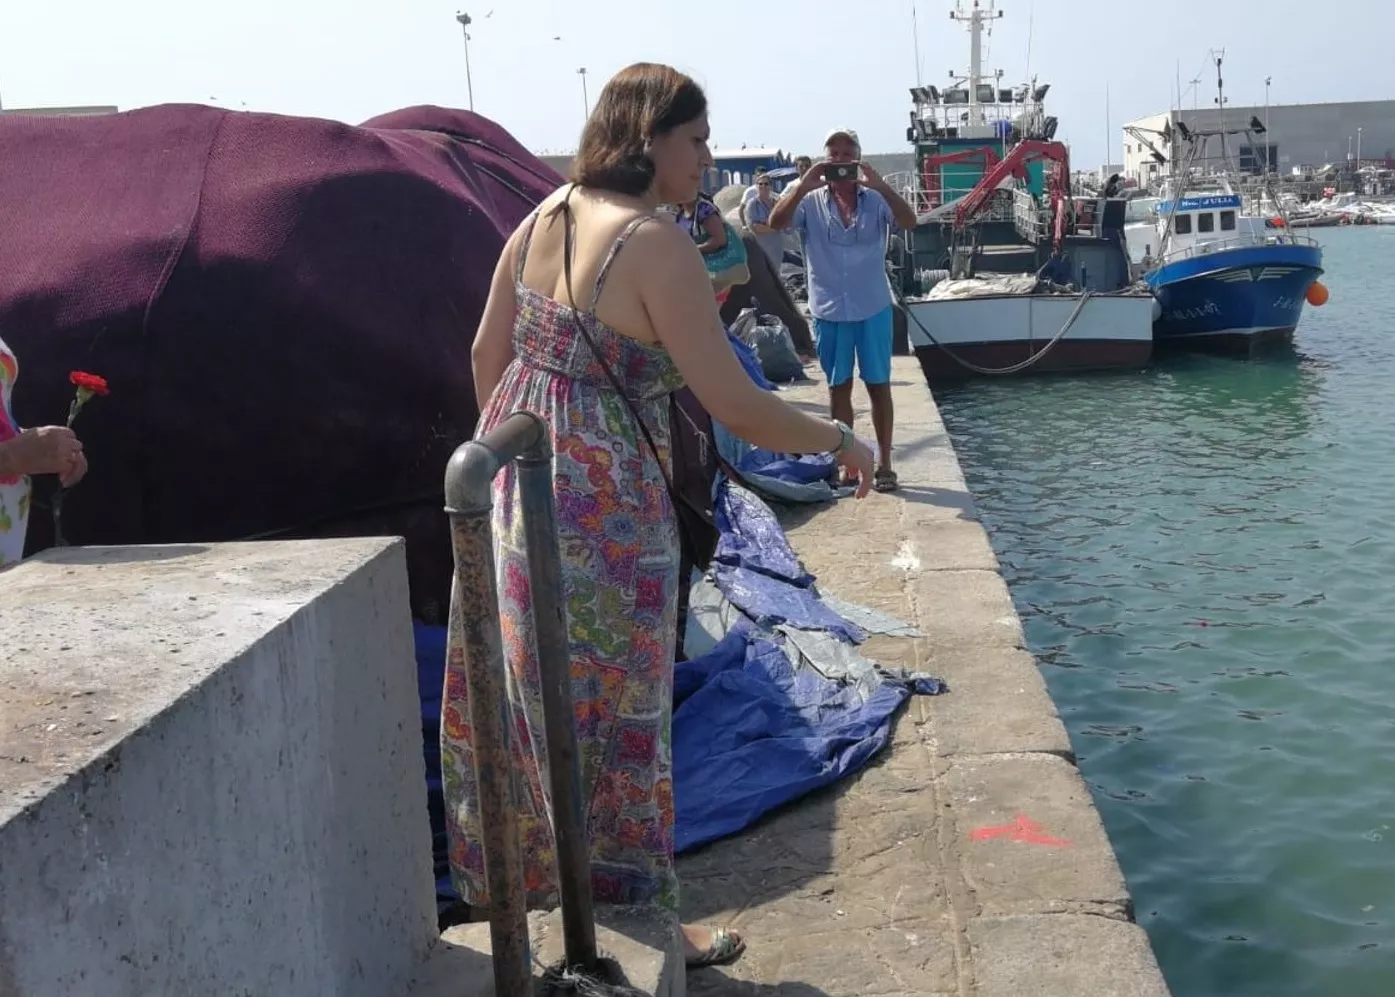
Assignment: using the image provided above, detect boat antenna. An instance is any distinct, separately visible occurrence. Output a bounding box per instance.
[1105,82,1111,177]
[911,1,923,87]
[1212,48,1228,171]
[1025,1,1034,84]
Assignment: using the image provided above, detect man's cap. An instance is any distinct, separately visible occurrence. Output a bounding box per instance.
[823,128,860,150]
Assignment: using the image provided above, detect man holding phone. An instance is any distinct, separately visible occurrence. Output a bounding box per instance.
[768,127,917,492]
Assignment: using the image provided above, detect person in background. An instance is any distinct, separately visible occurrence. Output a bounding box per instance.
[673,191,727,257]
[739,169,786,268]
[769,128,917,492]
[464,62,875,969]
[780,156,813,200]
[0,334,87,568]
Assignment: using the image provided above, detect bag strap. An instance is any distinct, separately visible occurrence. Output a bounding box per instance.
[556,187,693,511]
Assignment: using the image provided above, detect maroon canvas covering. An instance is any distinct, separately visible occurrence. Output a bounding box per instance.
[0,103,562,620]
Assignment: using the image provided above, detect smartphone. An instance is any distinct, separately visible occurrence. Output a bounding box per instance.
[825,162,860,182]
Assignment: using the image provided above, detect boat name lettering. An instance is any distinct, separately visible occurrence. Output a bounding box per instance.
[1273,296,1300,311]
[1165,301,1222,321]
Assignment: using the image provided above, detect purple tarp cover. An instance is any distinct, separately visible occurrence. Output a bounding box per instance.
[0,103,562,619]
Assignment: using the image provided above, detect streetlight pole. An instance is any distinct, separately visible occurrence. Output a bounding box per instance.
[1264,76,1271,175]
[455,11,475,112]
[577,67,589,120]
[1356,126,1364,193]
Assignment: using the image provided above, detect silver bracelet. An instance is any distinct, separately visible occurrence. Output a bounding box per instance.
[830,420,854,455]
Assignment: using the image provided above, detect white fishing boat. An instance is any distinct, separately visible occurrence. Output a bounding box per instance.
[905,272,1156,378]
[896,0,1156,381]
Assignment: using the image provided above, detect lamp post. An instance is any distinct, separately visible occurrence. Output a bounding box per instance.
[1356,126,1364,193]
[577,67,589,120]
[1264,76,1271,174]
[455,11,475,111]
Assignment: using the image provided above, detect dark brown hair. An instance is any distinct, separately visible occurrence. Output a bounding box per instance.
[572,63,708,197]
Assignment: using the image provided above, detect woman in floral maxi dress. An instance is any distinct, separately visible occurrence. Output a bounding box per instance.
[447,62,874,966]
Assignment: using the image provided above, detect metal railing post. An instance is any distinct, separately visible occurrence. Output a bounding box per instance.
[515,445,599,971]
[442,410,598,996]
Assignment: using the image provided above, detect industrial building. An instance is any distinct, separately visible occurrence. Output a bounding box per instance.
[0,105,117,117]
[1121,99,1395,185]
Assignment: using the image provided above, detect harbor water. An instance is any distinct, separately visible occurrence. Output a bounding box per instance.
[934,227,1395,997]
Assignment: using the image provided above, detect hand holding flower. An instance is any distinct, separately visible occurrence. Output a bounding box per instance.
[0,425,84,478]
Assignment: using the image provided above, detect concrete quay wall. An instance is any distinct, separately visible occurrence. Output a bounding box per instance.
[678,358,1172,996]
[0,539,438,997]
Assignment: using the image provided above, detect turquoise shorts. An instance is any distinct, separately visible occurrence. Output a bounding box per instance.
[812,305,894,387]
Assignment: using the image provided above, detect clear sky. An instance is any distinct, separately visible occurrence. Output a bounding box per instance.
[2,0,1388,168]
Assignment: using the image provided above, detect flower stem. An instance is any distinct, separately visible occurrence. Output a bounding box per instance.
[52,486,68,547]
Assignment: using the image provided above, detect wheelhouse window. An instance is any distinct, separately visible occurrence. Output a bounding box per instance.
[1197,212,1215,233]
[1174,213,1193,234]
[1220,210,1237,231]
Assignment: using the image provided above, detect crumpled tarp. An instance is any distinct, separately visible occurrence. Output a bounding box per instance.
[674,480,945,852]
[712,481,862,641]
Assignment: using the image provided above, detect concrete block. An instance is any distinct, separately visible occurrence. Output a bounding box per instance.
[944,753,1131,918]
[920,647,1074,758]
[895,518,999,572]
[0,540,436,997]
[414,905,683,997]
[908,568,1025,652]
[692,918,958,997]
[969,914,1171,997]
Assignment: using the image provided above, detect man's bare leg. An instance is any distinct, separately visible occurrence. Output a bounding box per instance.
[828,380,857,483]
[865,381,894,473]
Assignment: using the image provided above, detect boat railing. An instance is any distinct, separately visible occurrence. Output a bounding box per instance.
[1154,232,1321,266]
[1012,188,1047,242]
[895,174,1019,224]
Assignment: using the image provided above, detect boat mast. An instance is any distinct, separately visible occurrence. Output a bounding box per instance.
[1213,49,1227,173]
[951,0,1002,130]
[912,2,923,86]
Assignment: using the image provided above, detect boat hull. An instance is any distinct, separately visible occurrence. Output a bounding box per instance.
[905,291,1155,382]
[1147,243,1324,349]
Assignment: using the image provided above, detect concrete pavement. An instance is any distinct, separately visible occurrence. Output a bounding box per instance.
[677,358,1170,997]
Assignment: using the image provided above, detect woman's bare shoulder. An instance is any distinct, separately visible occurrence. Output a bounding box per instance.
[624,213,701,267]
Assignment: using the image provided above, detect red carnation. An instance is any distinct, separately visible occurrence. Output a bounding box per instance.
[69,371,109,396]
[66,370,109,427]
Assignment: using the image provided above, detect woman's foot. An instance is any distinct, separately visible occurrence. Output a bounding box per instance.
[682,923,746,968]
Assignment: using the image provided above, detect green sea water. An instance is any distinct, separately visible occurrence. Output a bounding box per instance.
[934,227,1395,997]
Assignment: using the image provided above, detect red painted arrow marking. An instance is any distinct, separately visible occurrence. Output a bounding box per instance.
[969,814,1072,848]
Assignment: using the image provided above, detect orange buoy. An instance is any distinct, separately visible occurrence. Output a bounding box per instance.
[1306,281,1330,307]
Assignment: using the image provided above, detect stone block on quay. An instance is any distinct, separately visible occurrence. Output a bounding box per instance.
[970,914,1171,997]
[945,753,1131,919]
[419,905,683,997]
[0,539,435,997]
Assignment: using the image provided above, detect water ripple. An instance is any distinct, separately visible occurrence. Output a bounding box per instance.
[936,229,1395,997]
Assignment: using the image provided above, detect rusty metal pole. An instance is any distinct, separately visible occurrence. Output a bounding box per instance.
[516,442,599,972]
[443,412,545,997]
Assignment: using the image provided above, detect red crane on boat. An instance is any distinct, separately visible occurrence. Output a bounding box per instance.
[919,145,1002,210]
[951,139,1071,251]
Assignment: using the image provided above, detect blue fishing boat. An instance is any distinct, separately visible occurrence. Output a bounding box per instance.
[1146,186,1324,348]
[1137,51,1328,350]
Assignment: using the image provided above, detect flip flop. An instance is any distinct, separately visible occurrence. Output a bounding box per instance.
[873,468,899,493]
[685,926,746,968]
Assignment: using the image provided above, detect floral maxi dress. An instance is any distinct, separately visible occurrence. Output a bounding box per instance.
[442,213,685,911]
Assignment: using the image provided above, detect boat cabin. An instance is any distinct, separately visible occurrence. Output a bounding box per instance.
[1149,192,1272,265]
